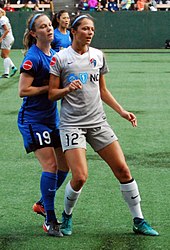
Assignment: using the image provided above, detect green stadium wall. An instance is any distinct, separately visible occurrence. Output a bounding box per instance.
[7,11,170,49]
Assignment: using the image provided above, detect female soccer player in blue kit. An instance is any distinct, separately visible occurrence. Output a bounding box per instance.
[17,13,69,237]
[51,10,71,52]
[32,10,71,219]
[49,14,159,237]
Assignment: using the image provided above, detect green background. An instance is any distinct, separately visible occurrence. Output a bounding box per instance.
[0,50,170,249]
[6,11,170,49]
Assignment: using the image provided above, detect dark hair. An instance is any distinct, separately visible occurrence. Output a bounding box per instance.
[71,14,94,30]
[70,14,94,40]
[52,10,69,29]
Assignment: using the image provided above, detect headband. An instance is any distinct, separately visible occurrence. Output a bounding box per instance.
[71,15,88,28]
[29,14,42,30]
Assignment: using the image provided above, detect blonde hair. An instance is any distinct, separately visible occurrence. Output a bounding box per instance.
[0,8,6,16]
[23,14,45,54]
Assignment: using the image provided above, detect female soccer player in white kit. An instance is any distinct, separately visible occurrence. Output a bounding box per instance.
[0,8,17,78]
[49,14,159,237]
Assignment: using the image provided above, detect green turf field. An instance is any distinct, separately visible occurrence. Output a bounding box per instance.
[0,50,170,250]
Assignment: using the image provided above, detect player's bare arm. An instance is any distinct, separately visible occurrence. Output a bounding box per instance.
[19,73,48,97]
[49,73,82,101]
[99,74,137,127]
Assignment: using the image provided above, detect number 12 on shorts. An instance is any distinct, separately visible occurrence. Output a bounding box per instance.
[66,133,79,146]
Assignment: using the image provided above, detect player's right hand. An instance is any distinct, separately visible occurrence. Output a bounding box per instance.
[68,80,82,92]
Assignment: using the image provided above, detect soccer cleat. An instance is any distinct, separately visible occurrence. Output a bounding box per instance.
[10,67,18,77]
[43,220,63,237]
[0,74,9,78]
[32,201,46,217]
[133,218,159,236]
[60,211,72,236]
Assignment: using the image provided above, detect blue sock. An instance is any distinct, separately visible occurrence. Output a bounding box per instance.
[40,172,57,222]
[56,170,68,190]
[38,170,68,206]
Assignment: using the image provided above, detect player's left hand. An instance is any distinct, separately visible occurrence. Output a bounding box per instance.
[120,110,137,127]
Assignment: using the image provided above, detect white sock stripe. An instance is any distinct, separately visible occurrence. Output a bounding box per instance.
[120,179,139,192]
[67,181,82,195]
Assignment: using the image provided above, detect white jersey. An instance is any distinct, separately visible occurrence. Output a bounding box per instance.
[0,16,14,39]
[50,46,109,129]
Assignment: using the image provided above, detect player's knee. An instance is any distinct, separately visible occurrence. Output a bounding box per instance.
[58,165,70,172]
[43,161,57,173]
[115,163,131,182]
[74,173,88,189]
[1,52,6,59]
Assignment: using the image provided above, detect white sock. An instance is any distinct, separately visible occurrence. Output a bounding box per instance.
[64,181,82,215]
[3,57,14,74]
[8,57,15,68]
[4,58,10,74]
[120,179,144,219]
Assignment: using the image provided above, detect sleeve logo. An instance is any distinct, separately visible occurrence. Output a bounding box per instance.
[23,60,33,70]
[50,56,56,66]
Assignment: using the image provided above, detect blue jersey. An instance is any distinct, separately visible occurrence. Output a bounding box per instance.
[18,44,59,126]
[51,28,71,52]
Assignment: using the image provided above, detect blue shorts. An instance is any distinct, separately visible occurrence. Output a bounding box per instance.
[18,122,61,153]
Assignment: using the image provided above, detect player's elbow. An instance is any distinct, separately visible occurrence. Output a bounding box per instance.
[48,91,56,101]
[18,89,25,98]
[100,88,107,101]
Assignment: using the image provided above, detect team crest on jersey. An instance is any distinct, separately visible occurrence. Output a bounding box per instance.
[23,60,33,70]
[90,58,96,67]
[50,57,56,66]
[79,73,88,84]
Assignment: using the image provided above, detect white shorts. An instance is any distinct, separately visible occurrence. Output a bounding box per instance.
[1,35,14,50]
[60,121,118,152]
